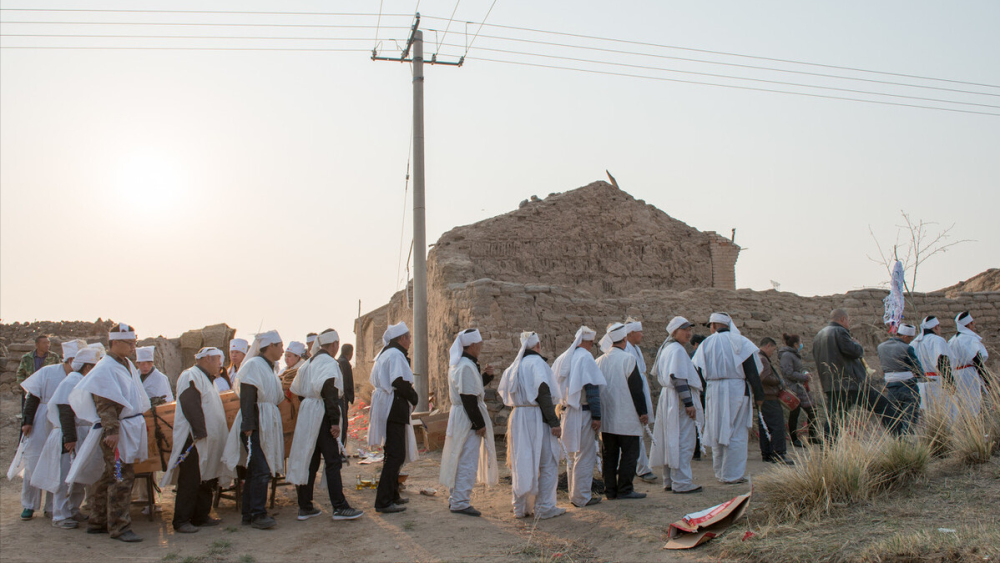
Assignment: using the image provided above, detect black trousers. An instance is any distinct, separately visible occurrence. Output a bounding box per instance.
[825,387,898,439]
[173,437,218,528]
[296,420,349,511]
[757,400,788,459]
[601,432,639,498]
[340,398,350,449]
[375,422,406,509]
[788,405,818,440]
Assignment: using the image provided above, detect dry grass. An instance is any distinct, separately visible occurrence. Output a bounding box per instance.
[854,521,1000,563]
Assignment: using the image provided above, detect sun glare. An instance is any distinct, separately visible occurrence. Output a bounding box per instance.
[115,149,185,212]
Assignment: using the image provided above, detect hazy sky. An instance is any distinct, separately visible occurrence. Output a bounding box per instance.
[2,0,998,348]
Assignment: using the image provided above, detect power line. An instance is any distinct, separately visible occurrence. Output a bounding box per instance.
[426,29,1000,99]
[0,20,409,30]
[0,8,408,17]
[435,0,462,55]
[467,56,1000,117]
[463,0,498,57]
[0,45,372,52]
[424,16,1000,90]
[2,34,379,42]
[374,0,384,51]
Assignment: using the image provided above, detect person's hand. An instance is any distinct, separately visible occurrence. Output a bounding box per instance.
[330,425,341,439]
[242,430,252,437]
[476,427,487,437]
[685,406,697,420]
[104,433,120,448]
[639,414,649,426]
[483,364,495,377]
[551,427,562,438]
[756,400,764,408]
[64,441,76,453]
[591,420,602,432]
[20,424,32,436]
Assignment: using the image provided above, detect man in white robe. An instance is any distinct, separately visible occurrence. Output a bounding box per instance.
[136,346,173,405]
[498,332,565,519]
[649,317,704,494]
[912,316,954,414]
[623,319,656,483]
[596,323,648,500]
[692,313,765,485]
[33,343,101,528]
[13,340,76,521]
[221,330,285,530]
[368,322,419,514]
[948,312,990,416]
[161,347,229,533]
[439,329,498,517]
[68,323,150,542]
[554,326,606,508]
[217,338,248,393]
[286,329,363,522]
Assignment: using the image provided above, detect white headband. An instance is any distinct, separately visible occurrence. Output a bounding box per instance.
[382,322,410,346]
[61,340,81,360]
[318,331,340,346]
[306,334,318,344]
[599,322,629,353]
[257,330,282,348]
[286,341,307,357]
[666,316,693,335]
[709,312,732,325]
[522,331,539,348]
[625,320,642,333]
[136,346,155,362]
[449,329,483,366]
[580,327,596,341]
[956,313,974,327]
[71,344,105,371]
[230,338,249,353]
[195,347,224,360]
[921,317,940,330]
[897,324,916,337]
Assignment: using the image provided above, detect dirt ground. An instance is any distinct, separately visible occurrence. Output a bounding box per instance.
[1,394,776,563]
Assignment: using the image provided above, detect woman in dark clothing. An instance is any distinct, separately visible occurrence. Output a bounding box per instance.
[778,333,821,447]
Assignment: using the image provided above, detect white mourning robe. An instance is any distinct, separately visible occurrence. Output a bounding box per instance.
[222,356,285,475]
[912,332,953,413]
[625,341,654,476]
[692,330,759,483]
[439,357,498,492]
[555,346,606,507]
[286,353,342,485]
[949,328,989,416]
[367,346,419,463]
[9,364,66,510]
[67,355,151,485]
[160,366,229,487]
[498,353,560,516]
[31,371,89,520]
[142,368,174,403]
[596,347,641,437]
[648,340,704,491]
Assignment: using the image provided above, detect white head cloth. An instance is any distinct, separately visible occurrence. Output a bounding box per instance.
[244,330,282,365]
[598,322,629,354]
[136,346,155,362]
[449,329,483,366]
[666,316,693,335]
[286,341,307,357]
[71,344,105,372]
[625,319,642,334]
[305,334,317,345]
[195,346,224,360]
[61,340,81,360]
[310,330,341,355]
[921,316,940,330]
[382,322,410,346]
[552,326,596,382]
[956,312,974,328]
[497,331,540,405]
[230,338,249,354]
[709,312,732,325]
[897,324,916,337]
[109,322,137,341]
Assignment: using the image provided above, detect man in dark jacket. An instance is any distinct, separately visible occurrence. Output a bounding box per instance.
[337,344,355,450]
[812,309,896,439]
[757,338,793,465]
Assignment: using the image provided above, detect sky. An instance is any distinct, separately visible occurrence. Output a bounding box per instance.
[1,0,998,348]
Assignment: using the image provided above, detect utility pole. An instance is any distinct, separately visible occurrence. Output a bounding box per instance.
[374,14,462,413]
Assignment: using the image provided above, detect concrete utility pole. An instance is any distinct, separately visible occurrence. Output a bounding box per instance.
[374,15,462,412]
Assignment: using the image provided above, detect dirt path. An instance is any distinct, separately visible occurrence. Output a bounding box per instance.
[1,394,770,563]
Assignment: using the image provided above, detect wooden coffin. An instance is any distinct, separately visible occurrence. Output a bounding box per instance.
[133,390,300,474]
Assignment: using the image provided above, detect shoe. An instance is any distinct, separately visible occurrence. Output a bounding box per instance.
[297,507,322,521]
[115,530,143,542]
[392,497,410,504]
[52,519,78,529]
[375,504,406,514]
[663,485,672,492]
[515,513,533,519]
[585,497,601,506]
[605,494,617,500]
[174,523,199,534]
[195,517,222,527]
[450,506,481,517]
[673,486,703,494]
[251,515,277,530]
[332,507,364,521]
[241,518,252,526]
[722,478,748,485]
[538,507,567,520]
[20,509,33,521]
[638,473,657,483]
[775,455,795,466]
[618,491,647,500]
[70,512,89,523]
[87,526,108,534]
[791,439,806,448]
